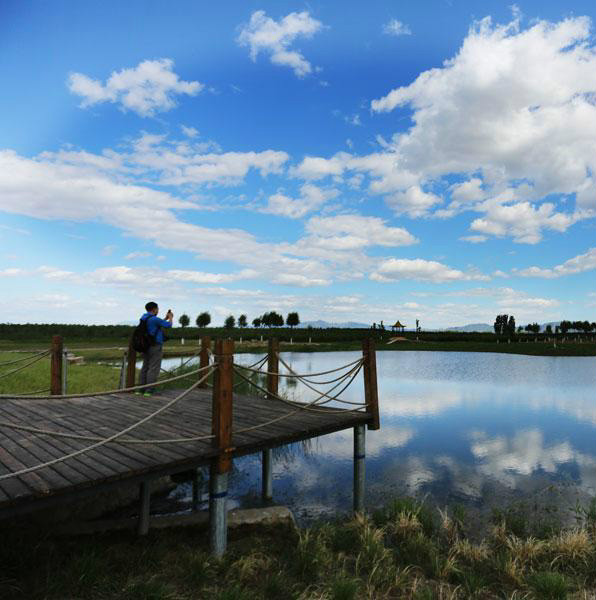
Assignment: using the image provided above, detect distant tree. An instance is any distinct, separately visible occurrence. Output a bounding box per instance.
[507,316,516,335]
[545,324,553,334]
[196,312,211,328]
[238,314,247,328]
[560,320,571,334]
[380,320,385,331]
[261,311,283,327]
[224,315,236,330]
[517,326,523,333]
[286,312,300,329]
[494,314,509,335]
[252,317,262,328]
[178,314,190,328]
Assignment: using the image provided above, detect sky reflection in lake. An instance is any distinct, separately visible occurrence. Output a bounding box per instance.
[163,351,596,522]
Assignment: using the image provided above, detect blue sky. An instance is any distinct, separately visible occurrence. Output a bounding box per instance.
[0,1,594,327]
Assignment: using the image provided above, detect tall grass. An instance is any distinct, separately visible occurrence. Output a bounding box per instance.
[1,495,596,599]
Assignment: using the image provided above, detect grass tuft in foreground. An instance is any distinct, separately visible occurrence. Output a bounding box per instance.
[2,496,596,599]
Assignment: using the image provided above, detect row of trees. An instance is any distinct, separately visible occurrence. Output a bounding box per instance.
[494,314,516,335]
[497,315,596,336]
[177,311,301,330]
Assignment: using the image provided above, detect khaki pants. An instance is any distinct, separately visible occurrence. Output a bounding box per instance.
[140,344,163,393]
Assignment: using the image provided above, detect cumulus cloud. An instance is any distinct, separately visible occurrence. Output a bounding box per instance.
[68,59,203,117]
[514,247,596,278]
[386,185,442,217]
[237,10,323,77]
[263,183,339,218]
[382,19,412,36]
[371,258,489,283]
[304,215,418,250]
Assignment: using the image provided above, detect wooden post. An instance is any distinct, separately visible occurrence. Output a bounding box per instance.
[267,338,279,401]
[137,481,150,536]
[362,338,380,430]
[353,424,366,513]
[199,336,211,388]
[61,348,68,395]
[50,335,63,395]
[126,338,137,388]
[210,338,234,556]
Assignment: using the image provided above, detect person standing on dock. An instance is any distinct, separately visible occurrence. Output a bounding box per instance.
[136,302,173,396]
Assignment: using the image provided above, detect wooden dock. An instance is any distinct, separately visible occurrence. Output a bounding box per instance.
[0,337,380,555]
[0,388,372,516]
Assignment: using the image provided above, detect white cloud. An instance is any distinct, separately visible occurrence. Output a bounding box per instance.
[371,258,489,283]
[470,200,577,244]
[382,19,412,36]
[68,59,203,117]
[263,183,338,218]
[181,125,199,138]
[514,247,596,278]
[125,251,152,260]
[304,215,418,250]
[0,268,24,276]
[101,244,117,256]
[237,10,323,77]
[386,185,442,217]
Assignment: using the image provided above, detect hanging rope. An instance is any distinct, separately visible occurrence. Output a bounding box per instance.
[233,361,366,414]
[0,351,49,381]
[234,356,363,379]
[0,368,215,481]
[0,363,214,400]
[0,350,49,367]
[15,388,51,396]
[278,355,368,406]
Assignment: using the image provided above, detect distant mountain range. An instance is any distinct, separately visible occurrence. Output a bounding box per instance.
[445,323,494,332]
[297,320,370,329]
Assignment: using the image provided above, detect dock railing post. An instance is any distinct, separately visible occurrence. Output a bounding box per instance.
[210,338,234,557]
[126,337,137,388]
[199,336,211,388]
[362,338,380,430]
[261,338,278,502]
[119,350,128,389]
[61,347,68,395]
[50,335,63,395]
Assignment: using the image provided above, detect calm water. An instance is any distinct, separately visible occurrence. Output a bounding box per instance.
[159,351,596,523]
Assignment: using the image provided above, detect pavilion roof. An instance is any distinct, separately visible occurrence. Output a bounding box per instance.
[393,320,405,327]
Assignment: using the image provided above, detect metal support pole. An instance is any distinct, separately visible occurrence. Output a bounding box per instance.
[209,467,228,557]
[119,351,128,389]
[199,336,211,388]
[61,348,68,395]
[353,424,366,514]
[137,481,150,536]
[262,448,273,502]
[126,338,137,388]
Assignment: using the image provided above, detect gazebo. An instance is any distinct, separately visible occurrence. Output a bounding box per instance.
[391,320,406,332]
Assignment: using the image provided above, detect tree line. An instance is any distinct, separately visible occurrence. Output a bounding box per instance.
[177,311,301,330]
[495,314,596,335]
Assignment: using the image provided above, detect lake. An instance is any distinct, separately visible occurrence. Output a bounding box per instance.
[158,350,596,524]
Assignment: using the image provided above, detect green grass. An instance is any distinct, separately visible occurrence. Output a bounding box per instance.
[3,497,595,599]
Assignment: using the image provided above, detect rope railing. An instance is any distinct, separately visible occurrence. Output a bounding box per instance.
[0,368,215,481]
[0,363,215,400]
[15,388,51,396]
[277,355,367,407]
[233,360,366,414]
[0,350,49,367]
[0,351,50,381]
[234,356,363,379]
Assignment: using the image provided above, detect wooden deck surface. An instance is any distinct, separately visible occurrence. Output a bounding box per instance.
[0,389,371,516]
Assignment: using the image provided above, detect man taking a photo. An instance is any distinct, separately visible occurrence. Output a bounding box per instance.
[137,302,173,396]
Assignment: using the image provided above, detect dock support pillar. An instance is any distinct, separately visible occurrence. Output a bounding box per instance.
[353,424,366,514]
[209,468,228,557]
[137,481,150,536]
[209,338,234,557]
[119,350,128,389]
[262,448,273,502]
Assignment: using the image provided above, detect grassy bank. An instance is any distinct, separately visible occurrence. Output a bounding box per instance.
[2,497,596,599]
